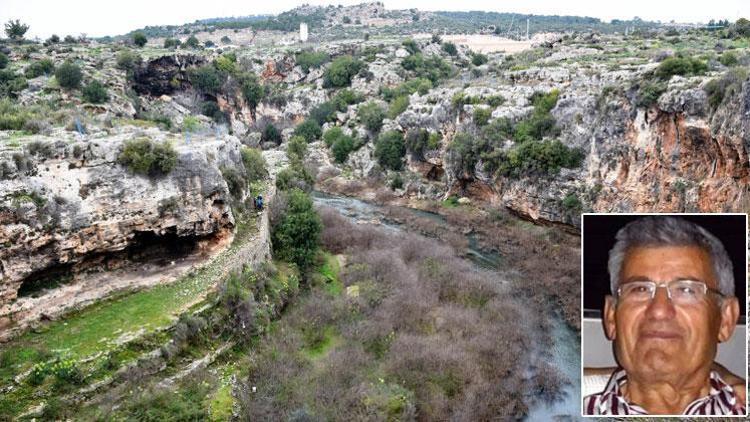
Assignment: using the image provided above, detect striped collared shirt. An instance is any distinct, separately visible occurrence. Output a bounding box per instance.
[583,369,746,415]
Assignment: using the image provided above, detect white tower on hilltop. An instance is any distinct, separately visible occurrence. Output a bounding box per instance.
[300,23,309,42]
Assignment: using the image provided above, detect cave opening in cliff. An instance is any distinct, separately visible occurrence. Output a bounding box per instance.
[16,229,220,300]
[17,263,76,299]
[124,229,209,265]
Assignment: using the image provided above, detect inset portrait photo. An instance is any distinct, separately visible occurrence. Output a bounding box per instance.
[581,213,747,416]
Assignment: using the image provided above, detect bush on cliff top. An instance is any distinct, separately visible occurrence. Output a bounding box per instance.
[654,56,708,80]
[323,55,363,88]
[118,138,177,176]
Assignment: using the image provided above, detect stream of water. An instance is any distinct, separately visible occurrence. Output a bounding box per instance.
[312,191,583,420]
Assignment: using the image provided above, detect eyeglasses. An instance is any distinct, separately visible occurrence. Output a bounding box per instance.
[616,280,724,305]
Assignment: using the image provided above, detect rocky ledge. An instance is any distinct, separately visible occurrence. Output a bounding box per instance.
[0,127,246,333]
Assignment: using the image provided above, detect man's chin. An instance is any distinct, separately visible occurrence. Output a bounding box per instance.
[630,349,684,376]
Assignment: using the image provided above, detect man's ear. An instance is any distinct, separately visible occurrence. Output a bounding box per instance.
[603,295,617,340]
[717,297,739,343]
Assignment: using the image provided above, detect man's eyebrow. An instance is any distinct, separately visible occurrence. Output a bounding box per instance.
[621,276,706,283]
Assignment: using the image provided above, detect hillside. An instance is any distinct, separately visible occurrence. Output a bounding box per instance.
[0,1,749,418]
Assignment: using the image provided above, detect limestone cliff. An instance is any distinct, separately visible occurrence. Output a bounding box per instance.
[0,128,246,330]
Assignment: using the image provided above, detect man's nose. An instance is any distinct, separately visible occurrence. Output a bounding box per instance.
[644,286,676,319]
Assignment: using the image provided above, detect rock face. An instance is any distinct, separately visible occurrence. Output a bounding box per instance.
[132,55,207,96]
[0,128,246,329]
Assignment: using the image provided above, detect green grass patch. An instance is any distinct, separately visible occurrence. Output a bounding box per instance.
[0,207,262,394]
[302,326,340,360]
[442,195,460,208]
[208,383,234,421]
[317,252,342,296]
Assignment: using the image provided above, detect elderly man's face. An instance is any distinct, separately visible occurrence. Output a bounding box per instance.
[603,246,738,382]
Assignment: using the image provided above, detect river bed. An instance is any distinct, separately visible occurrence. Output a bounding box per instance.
[312,191,582,420]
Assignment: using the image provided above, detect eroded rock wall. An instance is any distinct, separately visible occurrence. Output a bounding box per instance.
[0,129,245,324]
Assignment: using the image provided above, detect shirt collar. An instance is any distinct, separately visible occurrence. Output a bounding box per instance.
[599,368,744,415]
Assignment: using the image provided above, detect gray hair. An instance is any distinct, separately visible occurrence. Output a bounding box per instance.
[607,216,735,297]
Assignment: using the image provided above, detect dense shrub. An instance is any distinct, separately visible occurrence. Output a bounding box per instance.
[240,73,264,109]
[213,53,239,75]
[189,65,223,94]
[480,117,513,146]
[28,362,48,385]
[635,80,666,108]
[331,134,356,163]
[323,126,345,147]
[276,165,314,192]
[499,139,585,178]
[389,173,404,190]
[513,90,560,142]
[562,193,583,214]
[183,35,200,49]
[287,136,308,162]
[241,146,268,182]
[380,78,432,101]
[331,89,363,111]
[473,107,491,126]
[200,100,224,122]
[447,132,478,174]
[704,67,748,110]
[486,95,506,107]
[221,35,231,44]
[471,52,489,66]
[441,41,458,56]
[296,50,329,73]
[400,54,453,84]
[730,18,750,38]
[271,188,322,270]
[221,166,245,198]
[401,38,420,55]
[718,52,739,67]
[118,138,178,176]
[358,101,386,132]
[654,56,708,79]
[55,61,83,89]
[388,95,409,119]
[24,59,54,78]
[82,80,109,104]
[323,55,363,88]
[375,130,406,170]
[0,98,33,129]
[261,123,282,145]
[116,50,142,71]
[132,32,147,47]
[163,38,181,48]
[219,271,263,341]
[324,127,358,163]
[405,128,439,158]
[0,52,7,69]
[51,359,84,385]
[293,119,322,142]
[309,101,336,125]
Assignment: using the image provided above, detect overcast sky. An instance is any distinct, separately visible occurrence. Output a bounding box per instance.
[2,0,748,39]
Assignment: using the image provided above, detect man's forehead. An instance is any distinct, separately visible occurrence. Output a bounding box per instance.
[621,245,717,284]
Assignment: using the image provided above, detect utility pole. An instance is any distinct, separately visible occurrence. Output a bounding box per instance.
[507,15,515,37]
[526,18,530,39]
